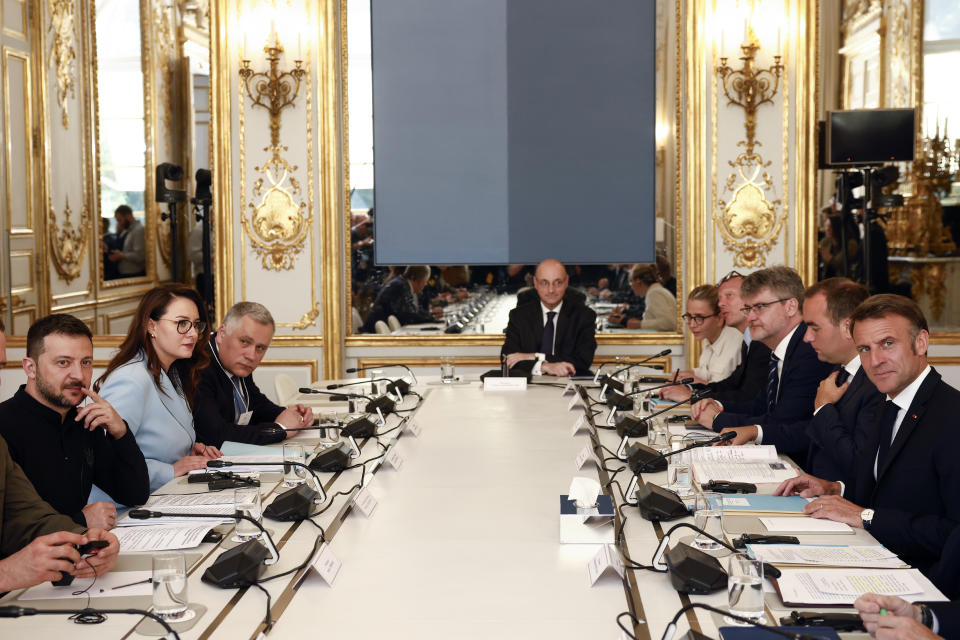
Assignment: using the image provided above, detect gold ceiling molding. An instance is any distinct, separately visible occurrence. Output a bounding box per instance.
[47,0,77,129]
[48,196,90,284]
[153,0,176,157]
[841,0,881,34]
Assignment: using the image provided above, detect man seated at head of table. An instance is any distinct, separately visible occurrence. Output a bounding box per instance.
[360,265,443,333]
[691,266,834,464]
[607,263,676,331]
[855,594,958,640]
[774,294,960,575]
[673,284,743,385]
[0,320,119,591]
[0,315,150,531]
[501,258,597,377]
[193,302,313,448]
[660,271,772,404]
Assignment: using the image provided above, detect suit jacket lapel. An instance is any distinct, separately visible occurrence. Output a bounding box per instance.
[156,369,195,439]
[876,370,940,481]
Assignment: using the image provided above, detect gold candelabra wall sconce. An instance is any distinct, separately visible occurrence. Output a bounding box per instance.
[238,30,311,272]
[714,32,787,269]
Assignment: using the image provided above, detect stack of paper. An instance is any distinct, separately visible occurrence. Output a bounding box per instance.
[113,524,214,552]
[747,544,908,569]
[758,516,853,534]
[691,446,798,484]
[774,568,933,606]
[117,493,238,526]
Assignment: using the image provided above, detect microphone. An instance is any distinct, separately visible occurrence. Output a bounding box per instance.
[300,387,393,424]
[0,605,180,639]
[326,377,392,390]
[611,385,703,436]
[346,363,418,387]
[603,377,693,416]
[621,431,735,505]
[128,508,279,588]
[298,387,370,401]
[598,349,672,392]
[660,603,817,640]
[207,459,327,505]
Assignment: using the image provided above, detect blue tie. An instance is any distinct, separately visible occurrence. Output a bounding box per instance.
[231,375,246,420]
[541,311,556,356]
[767,353,780,414]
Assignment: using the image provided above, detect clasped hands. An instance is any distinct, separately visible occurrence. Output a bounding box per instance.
[503,352,575,376]
[774,473,866,528]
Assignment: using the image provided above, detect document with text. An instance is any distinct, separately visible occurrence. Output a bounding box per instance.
[775,568,938,605]
[747,544,907,568]
[113,524,214,551]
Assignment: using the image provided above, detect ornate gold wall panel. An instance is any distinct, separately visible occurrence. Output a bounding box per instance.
[47,0,75,129]
[48,196,89,283]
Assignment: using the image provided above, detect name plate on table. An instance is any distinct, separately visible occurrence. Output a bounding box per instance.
[406,419,422,437]
[571,414,596,437]
[568,394,586,411]
[575,444,601,470]
[483,377,527,391]
[294,542,341,588]
[384,447,405,471]
[353,487,379,518]
[559,494,614,545]
[561,382,576,396]
[587,543,625,586]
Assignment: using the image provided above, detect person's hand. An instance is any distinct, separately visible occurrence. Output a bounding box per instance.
[504,352,535,368]
[693,399,723,428]
[597,278,610,290]
[855,594,921,636]
[774,473,842,497]
[74,529,119,579]
[803,494,865,527]
[0,530,85,591]
[107,250,124,262]
[192,442,222,459]
[717,426,757,446]
[173,455,210,476]
[815,371,850,411]
[660,385,692,402]
[75,388,127,439]
[276,405,312,428]
[874,616,942,640]
[541,361,576,377]
[624,318,643,329]
[81,501,117,530]
[430,306,444,319]
[607,311,624,325]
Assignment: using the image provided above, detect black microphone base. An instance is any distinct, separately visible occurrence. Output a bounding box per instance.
[665,543,727,594]
[309,442,353,472]
[342,416,377,438]
[264,484,318,521]
[616,414,648,438]
[634,483,688,521]
[626,442,667,473]
[202,539,269,588]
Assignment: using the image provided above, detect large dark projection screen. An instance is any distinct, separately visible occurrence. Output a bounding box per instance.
[371,0,656,265]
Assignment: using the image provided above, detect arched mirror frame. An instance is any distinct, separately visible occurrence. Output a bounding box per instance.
[338,0,686,349]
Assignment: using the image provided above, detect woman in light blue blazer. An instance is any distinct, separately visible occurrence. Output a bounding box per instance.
[94,284,222,495]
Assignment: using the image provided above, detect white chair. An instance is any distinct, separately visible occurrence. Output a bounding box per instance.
[387,314,401,331]
[351,307,363,333]
[374,320,390,334]
[274,373,298,406]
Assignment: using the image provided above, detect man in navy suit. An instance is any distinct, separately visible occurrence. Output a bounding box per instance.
[692,266,833,461]
[501,259,597,376]
[777,295,960,574]
[795,277,882,486]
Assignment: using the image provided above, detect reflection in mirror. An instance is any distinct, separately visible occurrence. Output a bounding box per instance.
[346,0,678,336]
[96,0,149,284]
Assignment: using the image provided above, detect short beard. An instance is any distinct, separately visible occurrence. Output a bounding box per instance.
[36,374,81,409]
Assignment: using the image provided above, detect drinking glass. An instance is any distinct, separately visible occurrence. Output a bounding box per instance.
[666,442,691,495]
[233,488,263,542]
[646,419,669,450]
[727,553,765,620]
[440,357,456,383]
[369,369,384,395]
[152,552,189,620]
[693,491,724,550]
[282,443,307,487]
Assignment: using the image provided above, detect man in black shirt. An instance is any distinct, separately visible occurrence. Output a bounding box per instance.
[0,314,149,529]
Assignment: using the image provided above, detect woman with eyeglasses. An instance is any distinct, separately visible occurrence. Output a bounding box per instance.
[675,284,743,384]
[92,284,222,495]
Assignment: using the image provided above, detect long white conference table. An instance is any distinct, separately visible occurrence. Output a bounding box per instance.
[0,374,944,639]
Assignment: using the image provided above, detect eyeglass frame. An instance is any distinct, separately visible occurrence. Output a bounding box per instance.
[157,317,207,334]
[681,312,720,326]
[718,270,745,285]
[739,297,792,317]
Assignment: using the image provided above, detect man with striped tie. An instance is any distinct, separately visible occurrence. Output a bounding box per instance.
[692,266,833,464]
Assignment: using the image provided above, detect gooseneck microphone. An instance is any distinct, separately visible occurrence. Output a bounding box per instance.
[603,376,692,414]
[651,521,780,579]
[0,605,180,639]
[597,349,672,390]
[298,387,371,401]
[660,602,818,640]
[326,377,393,390]
[632,430,735,472]
[346,363,418,387]
[612,385,703,435]
[207,459,327,504]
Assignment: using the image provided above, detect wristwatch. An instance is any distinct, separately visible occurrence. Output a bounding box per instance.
[860,508,875,530]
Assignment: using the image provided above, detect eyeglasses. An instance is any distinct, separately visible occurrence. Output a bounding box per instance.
[158,318,207,334]
[718,270,744,285]
[739,298,791,317]
[682,313,719,326]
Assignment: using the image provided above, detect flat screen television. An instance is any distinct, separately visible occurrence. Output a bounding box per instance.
[826,108,915,166]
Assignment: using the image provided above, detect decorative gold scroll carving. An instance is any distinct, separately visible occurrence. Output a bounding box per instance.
[715,40,787,268]
[47,0,76,129]
[153,0,176,158]
[842,0,881,33]
[888,0,911,107]
[48,196,90,284]
[158,217,173,267]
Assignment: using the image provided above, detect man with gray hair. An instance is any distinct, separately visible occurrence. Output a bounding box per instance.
[193,301,312,447]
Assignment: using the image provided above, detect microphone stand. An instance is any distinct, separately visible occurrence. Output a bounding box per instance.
[597,349,672,391]
[614,388,706,453]
[621,431,734,504]
[0,605,180,640]
[208,460,326,504]
[128,509,279,565]
[607,377,695,425]
[650,522,779,578]
[345,363,418,388]
[326,377,402,402]
[298,387,388,426]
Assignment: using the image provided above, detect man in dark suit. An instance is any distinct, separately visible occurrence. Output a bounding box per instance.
[194,302,313,447]
[692,266,833,460]
[796,277,882,485]
[501,259,597,376]
[360,266,441,333]
[777,295,960,574]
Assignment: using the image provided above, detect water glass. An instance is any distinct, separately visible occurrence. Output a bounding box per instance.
[440,357,456,383]
[152,552,189,620]
[693,491,724,550]
[318,412,340,447]
[233,488,263,542]
[369,369,384,395]
[666,443,691,495]
[646,419,669,450]
[282,443,307,487]
[727,553,765,620]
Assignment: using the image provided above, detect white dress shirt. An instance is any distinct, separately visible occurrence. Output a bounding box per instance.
[532,300,563,375]
[693,325,743,382]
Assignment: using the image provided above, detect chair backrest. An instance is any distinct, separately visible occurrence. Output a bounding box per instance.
[351,307,363,334]
[374,320,390,334]
[274,373,298,405]
[387,314,401,331]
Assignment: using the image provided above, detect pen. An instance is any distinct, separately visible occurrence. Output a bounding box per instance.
[111,577,152,591]
[880,608,888,616]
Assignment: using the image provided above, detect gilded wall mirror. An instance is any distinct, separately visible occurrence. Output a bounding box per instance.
[342,0,684,345]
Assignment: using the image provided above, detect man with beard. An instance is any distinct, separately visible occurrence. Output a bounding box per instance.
[0,314,149,529]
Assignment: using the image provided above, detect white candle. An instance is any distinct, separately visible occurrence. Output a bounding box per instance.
[743,18,748,44]
[270,19,276,47]
[243,33,248,60]
[777,26,781,53]
[298,33,302,59]
[720,28,725,55]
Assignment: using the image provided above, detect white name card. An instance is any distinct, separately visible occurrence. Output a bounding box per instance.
[587,544,625,587]
[568,394,585,411]
[484,377,527,391]
[575,444,601,470]
[561,382,576,396]
[384,447,405,471]
[570,414,596,437]
[295,542,341,588]
[353,487,378,518]
[406,419,422,437]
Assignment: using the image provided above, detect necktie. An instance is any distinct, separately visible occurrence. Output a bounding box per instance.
[875,399,900,474]
[835,365,850,386]
[541,311,556,356]
[230,375,246,420]
[767,353,780,414]
[739,341,748,364]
